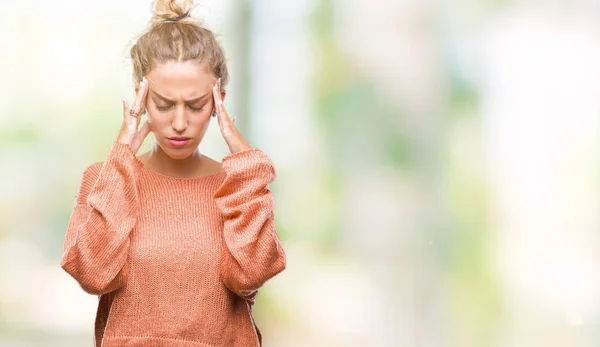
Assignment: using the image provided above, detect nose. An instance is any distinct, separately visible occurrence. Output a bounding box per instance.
[171,107,188,133]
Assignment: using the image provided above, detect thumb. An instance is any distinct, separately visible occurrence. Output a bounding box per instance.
[138,121,151,140]
[131,121,151,153]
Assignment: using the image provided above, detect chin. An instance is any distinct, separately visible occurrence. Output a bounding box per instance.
[159,141,199,160]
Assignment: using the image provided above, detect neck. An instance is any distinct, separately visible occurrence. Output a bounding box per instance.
[143,140,203,178]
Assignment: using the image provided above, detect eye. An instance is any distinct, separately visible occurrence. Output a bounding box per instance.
[189,106,204,112]
[156,104,173,111]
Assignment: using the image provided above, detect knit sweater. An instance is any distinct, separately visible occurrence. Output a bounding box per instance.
[60,141,286,347]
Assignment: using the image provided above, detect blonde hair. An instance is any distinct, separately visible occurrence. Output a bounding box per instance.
[130,0,229,87]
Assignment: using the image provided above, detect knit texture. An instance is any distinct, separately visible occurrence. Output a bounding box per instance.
[61,141,286,347]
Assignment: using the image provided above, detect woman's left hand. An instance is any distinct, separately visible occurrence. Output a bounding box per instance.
[213,78,251,154]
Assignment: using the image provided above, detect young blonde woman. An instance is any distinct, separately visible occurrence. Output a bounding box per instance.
[60,1,286,346]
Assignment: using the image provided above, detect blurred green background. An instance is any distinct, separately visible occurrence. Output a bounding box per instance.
[0,0,599,346]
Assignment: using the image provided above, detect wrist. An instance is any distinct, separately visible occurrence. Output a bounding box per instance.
[229,141,251,154]
[117,132,132,146]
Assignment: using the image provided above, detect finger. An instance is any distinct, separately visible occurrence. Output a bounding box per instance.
[133,78,149,131]
[122,99,129,120]
[212,83,231,125]
[122,98,138,134]
[219,102,235,126]
[139,77,149,115]
[131,78,146,115]
[131,120,150,151]
[119,98,131,133]
[131,78,148,117]
[212,82,223,127]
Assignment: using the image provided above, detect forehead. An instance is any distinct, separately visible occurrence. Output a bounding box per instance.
[147,61,215,98]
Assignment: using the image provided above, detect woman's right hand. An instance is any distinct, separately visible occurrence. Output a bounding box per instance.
[118,77,151,153]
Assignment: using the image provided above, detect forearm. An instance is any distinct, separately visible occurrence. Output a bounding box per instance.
[61,142,139,295]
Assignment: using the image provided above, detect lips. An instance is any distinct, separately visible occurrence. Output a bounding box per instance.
[167,137,191,148]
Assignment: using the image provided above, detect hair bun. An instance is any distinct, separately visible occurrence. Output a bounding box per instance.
[151,0,196,25]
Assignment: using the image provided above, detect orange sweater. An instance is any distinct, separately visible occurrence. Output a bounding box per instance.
[60,141,286,347]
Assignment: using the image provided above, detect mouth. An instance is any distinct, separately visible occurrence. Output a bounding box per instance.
[167,137,192,148]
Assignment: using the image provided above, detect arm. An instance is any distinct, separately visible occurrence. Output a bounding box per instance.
[61,141,139,295]
[214,148,286,301]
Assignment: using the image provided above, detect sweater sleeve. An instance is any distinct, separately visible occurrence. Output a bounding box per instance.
[214,148,286,301]
[61,141,139,296]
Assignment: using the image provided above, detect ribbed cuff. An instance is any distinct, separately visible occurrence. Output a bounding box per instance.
[221,148,275,177]
[216,148,275,199]
[222,147,261,162]
[107,141,137,163]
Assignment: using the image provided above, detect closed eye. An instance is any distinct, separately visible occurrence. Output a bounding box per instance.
[156,105,172,111]
[155,104,205,112]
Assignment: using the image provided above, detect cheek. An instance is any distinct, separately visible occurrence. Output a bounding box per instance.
[189,115,211,136]
[189,110,212,125]
[145,113,165,134]
[146,111,166,125]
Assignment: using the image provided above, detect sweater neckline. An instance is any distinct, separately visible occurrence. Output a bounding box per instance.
[131,152,227,182]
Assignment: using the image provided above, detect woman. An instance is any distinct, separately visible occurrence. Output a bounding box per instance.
[60,1,286,346]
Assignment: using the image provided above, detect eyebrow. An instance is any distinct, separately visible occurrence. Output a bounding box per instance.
[150,90,211,103]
